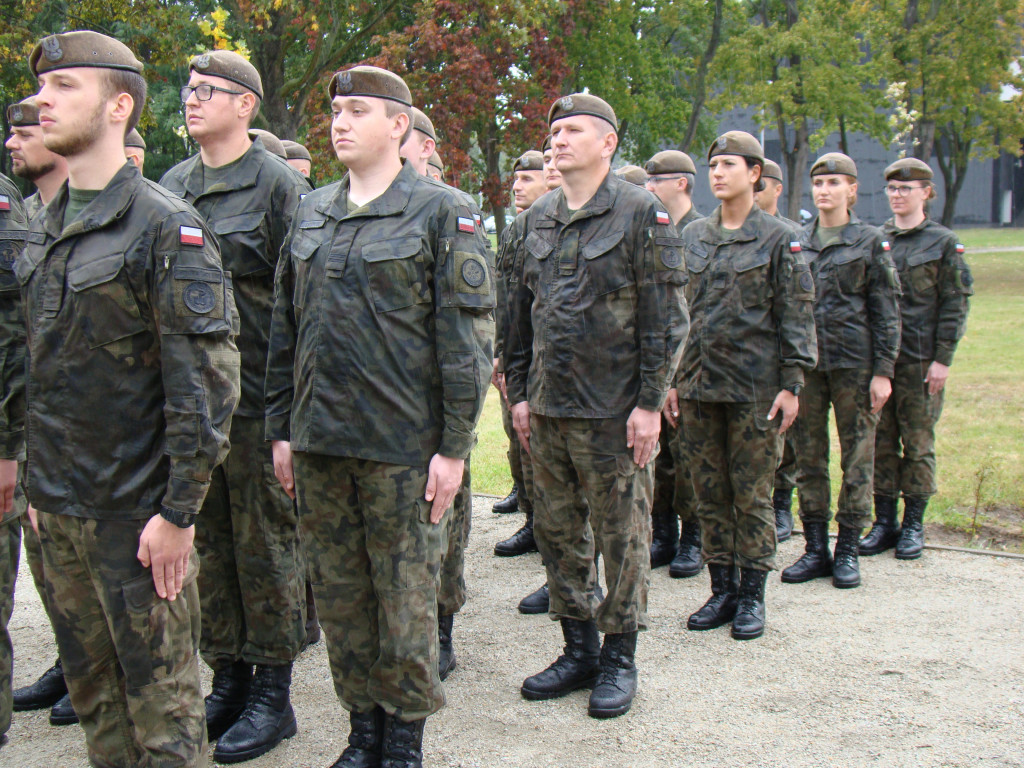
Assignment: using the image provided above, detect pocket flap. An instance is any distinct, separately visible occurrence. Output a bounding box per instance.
[525,231,553,260]
[212,210,266,236]
[906,248,942,267]
[68,252,126,291]
[832,249,863,266]
[292,234,320,262]
[685,246,710,273]
[582,231,624,260]
[734,248,770,273]
[362,236,421,262]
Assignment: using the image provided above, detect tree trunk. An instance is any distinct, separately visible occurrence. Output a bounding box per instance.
[679,0,724,153]
[935,129,970,227]
[481,120,505,237]
[779,117,810,221]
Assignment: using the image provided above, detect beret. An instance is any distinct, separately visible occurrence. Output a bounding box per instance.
[249,129,287,159]
[6,97,39,127]
[190,50,263,100]
[30,31,143,77]
[811,152,857,178]
[707,130,764,163]
[761,159,783,182]
[614,164,648,186]
[885,157,933,181]
[410,107,436,142]
[548,93,617,133]
[542,135,552,153]
[513,151,544,174]
[281,140,311,162]
[329,65,412,107]
[124,128,146,151]
[427,150,444,172]
[645,150,696,176]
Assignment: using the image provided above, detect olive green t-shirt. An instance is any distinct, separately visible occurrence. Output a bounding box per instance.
[202,154,248,193]
[815,223,846,248]
[63,187,102,230]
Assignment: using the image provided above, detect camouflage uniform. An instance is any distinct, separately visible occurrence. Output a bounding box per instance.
[793,215,901,528]
[160,138,310,669]
[265,160,493,718]
[19,162,240,767]
[678,205,817,570]
[875,218,971,500]
[504,171,689,632]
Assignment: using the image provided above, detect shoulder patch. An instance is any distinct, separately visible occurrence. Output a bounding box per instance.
[179,225,204,246]
[461,258,486,287]
[955,243,965,254]
[457,216,475,234]
[799,271,814,292]
[789,241,801,253]
[182,281,216,313]
[881,240,891,251]
[0,195,10,212]
[656,210,671,226]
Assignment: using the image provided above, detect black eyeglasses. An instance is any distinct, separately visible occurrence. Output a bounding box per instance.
[884,183,927,197]
[180,84,244,103]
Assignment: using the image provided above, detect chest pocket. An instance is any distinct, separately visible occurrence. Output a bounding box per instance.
[0,232,26,294]
[582,231,629,296]
[15,232,47,288]
[905,248,942,294]
[684,246,710,303]
[213,211,271,278]
[523,231,553,293]
[289,221,324,311]
[361,236,429,313]
[833,248,867,295]
[733,248,772,308]
[67,252,146,349]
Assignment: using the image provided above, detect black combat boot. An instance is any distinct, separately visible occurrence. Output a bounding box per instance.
[781,522,833,583]
[491,484,519,514]
[686,564,739,630]
[205,660,253,740]
[13,659,67,711]
[517,583,549,615]
[896,497,926,560]
[731,568,768,640]
[438,614,456,681]
[213,664,297,763]
[330,707,385,768]
[49,693,79,726]
[493,508,537,556]
[521,618,601,700]
[303,580,321,651]
[668,520,702,578]
[587,632,638,719]
[832,525,862,588]
[773,487,794,542]
[859,495,901,556]
[380,715,426,768]
[649,508,679,569]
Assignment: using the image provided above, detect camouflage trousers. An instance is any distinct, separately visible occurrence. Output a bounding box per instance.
[774,435,798,492]
[438,457,470,617]
[38,511,206,768]
[500,394,534,514]
[875,361,945,500]
[20,514,49,617]
[196,416,305,669]
[679,400,779,571]
[293,453,445,721]
[530,415,653,634]
[1,514,20,738]
[663,417,698,526]
[793,368,878,529]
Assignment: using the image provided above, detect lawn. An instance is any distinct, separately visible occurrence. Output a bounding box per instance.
[470,240,1024,548]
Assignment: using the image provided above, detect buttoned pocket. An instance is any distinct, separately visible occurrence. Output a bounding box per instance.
[0,231,25,294]
[361,236,429,312]
[213,210,271,277]
[67,252,147,348]
[522,231,553,292]
[733,248,772,308]
[581,231,629,295]
[834,249,867,294]
[906,248,941,294]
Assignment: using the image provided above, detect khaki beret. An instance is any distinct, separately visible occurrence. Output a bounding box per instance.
[645,150,696,176]
[190,50,263,100]
[249,129,287,159]
[124,128,146,151]
[427,150,444,172]
[761,159,783,182]
[885,157,932,182]
[811,152,857,178]
[410,107,436,142]
[513,151,544,174]
[614,164,648,186]
[30,31,143,77]
[707,130,764,163]
[328,65,412,106]
[542,135,552,154]
[6,97,39,127]
[548,93,617,133]
[281,140,311,162]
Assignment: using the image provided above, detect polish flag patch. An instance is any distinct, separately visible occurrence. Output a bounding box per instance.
[656,210,671,226]
[955,243,965,254]
[457,216,475,234]
[881,240,891,251]
[0,195,10,211]
[789,241,801,253]
[473,213,482,225]
[180,225,205,246]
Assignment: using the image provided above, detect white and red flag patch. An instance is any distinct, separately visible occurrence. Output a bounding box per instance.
[956,243,965,254]
[881,240,891,251]
[457,216,475,234]
[789,241,801,253]
[473,213,482,225]
[656,210,671,226]
[0,195,10,211]
[180,225,204,246]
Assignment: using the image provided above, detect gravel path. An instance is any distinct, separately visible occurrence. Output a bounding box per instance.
[7,497,1024,767]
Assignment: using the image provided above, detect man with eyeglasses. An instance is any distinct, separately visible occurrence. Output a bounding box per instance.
[160,50,310,764]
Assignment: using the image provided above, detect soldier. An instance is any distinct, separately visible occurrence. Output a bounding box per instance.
[160,50,310,763]
[614,164,648,186]
[506,94,688,718]
[644,149,705,578]
[862,158,972,560]
[265,65,492,768]
[248,128,288,159]
[754,157,800,541]
[780,153,901,589]
[0,172,27,751]
[124,127,146,170]
[399,106,437,176]
[282,140,312,178]
[22,30,239,767]
[679,131,816,641]
[542,135,562,190]
[4,97,78,727]
[426,150,444,182]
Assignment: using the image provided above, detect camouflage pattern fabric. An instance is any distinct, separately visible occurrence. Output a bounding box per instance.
[793,368,878,529]
[0,173,27,465]
[665,420,698,525]
[651,415,675,523]
[293,453,445,721]
[438,457,471,616]
[0,515,20,738]
[530,415,654,634]
[773,437,797,492]
[874,361,945,500]
[499,394,534,515]
[679,400,780,571]
[39,512,206,768]
[19,516,48,616]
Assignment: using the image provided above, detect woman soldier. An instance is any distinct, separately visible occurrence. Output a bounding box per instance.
[678,132,817,640]
[781,153,901,589]
[861,158,973,559]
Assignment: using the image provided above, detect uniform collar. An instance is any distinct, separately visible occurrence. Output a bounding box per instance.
[808,212,862,247]
[700,203,763,245]
[181,137,267,198]
[319,159,419,221]
[882,215,930,237]
[546,169,617,225]
[42,161,140,240]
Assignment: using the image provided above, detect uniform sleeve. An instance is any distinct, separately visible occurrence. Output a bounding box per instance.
[634,205,689,411]
[773,238,818,389]
[152,212,240,519]
[0,182,28,460]
[933,236,972,367]
[434,202,495,458]
[270,170,312,268]
[503,220,534,408]
[264,214,300,442]
[866,233,902,378]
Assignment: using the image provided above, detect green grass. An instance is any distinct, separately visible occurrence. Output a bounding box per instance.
[958,227,1024,251]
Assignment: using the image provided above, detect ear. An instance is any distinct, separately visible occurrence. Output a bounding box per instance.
[237,92,257,121]
[678,177,689,194]
[109,92,134,128]
[601,130,618,159]
[420,136,435,160]
[391,110,410,142]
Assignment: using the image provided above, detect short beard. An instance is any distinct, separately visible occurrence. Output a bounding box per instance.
[14,158,58,183]
[43,100,107,158]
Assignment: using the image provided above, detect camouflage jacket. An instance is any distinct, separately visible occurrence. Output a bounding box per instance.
[678,204,817,403]
[23,191,44,222]
[677,206,703,229]
[494,211,526,372]
[0,174,27,464]
[802,214,902,377]
[881,217,972,367]
[504,171,689,417]
[18,163,240,521]
[265,160,494,465]
[160,137,310,418]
